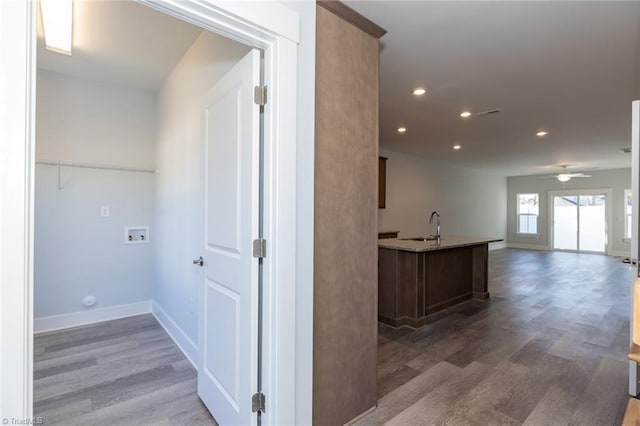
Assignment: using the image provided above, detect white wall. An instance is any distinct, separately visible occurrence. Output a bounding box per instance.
[379,149,507,245]
[34,69,156,323]
[36,70,156,169]
[154,30,250,357]
[507,167,631,256]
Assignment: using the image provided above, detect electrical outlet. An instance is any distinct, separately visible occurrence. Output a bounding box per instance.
[101,205,110,217]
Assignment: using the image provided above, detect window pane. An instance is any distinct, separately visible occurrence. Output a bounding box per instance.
[518,193,539,215]
[553,196,577,250]
[519,215,527,233]
[518,194,539,234]
[579,195,605,252]
[527,215,537,234]
[625,189,632,238]
[518,213,536,234]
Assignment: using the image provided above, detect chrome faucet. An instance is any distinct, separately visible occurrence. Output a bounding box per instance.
[429,211,441,240]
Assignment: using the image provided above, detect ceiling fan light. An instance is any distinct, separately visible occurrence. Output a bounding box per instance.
[557,174,571,182]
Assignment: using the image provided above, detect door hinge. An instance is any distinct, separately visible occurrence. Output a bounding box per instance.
[253,239,267,259]
[252,392,266,413]
[254,85,267,106]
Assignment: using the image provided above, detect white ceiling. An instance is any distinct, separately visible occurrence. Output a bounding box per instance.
[36,0,202,91]
[344,1,640,177]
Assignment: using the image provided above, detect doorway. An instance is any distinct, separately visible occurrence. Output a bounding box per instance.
[549,189,612,254]
[1,0,302,424]
[33,2,261,424]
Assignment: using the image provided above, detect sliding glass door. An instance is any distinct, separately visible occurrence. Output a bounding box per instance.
[551,191,609,254]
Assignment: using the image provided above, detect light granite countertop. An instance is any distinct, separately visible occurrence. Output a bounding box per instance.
[378,235,503,252]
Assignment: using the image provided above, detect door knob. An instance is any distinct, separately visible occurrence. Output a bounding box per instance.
[193,256,204,267]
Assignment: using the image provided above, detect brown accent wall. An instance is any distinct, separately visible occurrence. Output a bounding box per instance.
[313,3,384,425]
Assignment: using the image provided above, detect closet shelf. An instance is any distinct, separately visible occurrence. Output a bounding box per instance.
[36,159,157,174]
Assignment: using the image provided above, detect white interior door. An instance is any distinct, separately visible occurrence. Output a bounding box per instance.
[630,100,640,396]
[198,48,261,425]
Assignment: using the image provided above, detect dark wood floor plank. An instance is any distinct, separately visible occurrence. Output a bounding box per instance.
[34,314,214,425]
[35,345,185,400]
[425,360,527,426]
[496,353,576,422]
[377,364,422,398]
[353,361,463,425]
[569,357,629,426]
[34,357,98,380]
[523,384,579,426]
[385,361,493,425]
[35,249,630,425]
[367,249,630,425]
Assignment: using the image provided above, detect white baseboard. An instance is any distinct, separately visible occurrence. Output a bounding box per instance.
[34,300,152,334]
[345,405,376,425]
[610,250,631,258]
[151,301,198,370]
[507,244,628,258]
[489,241,508,251]
[507,243,551,251]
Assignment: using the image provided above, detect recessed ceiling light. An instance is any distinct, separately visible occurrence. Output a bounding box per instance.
[412,88,427,96]
[453,144,461,150]
[397,127,407,133]
[536,131,549,137]
[460,111,472,118]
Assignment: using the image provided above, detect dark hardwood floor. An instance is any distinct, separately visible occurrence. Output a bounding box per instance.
[34,314,216,425]
[35,249,631,425]
[356,248,631,426]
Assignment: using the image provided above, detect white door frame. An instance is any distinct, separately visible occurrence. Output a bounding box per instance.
[547,188,613,255]
[629,100,640,396]
[0,1,301,424]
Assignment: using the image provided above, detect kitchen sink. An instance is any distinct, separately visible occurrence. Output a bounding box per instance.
[399,236,439,242]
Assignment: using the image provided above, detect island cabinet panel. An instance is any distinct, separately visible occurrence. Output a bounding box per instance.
[424,247,473,315]
[398,250,424,320]
[378,231,398,239]
[378,240,495,328]
[313,2,386,425]
[378,248,398,320]
[472,244,490,299]
[378,156,387,208]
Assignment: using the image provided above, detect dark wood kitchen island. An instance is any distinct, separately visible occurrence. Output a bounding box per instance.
[378,236,502,328]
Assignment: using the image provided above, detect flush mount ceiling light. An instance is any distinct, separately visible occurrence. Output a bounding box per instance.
[40,0,73,55]
[536,131,549,137]
[453,144,461,150]
[397,127,407,133]
[412,88,427,96]
[460,111,472,118]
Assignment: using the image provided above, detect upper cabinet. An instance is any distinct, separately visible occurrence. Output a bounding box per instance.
[379,156,387,209]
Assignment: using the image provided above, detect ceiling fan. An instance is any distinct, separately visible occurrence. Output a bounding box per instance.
[541,165,592,182]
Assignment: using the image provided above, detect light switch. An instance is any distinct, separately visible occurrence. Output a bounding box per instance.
[101,205,110,217]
